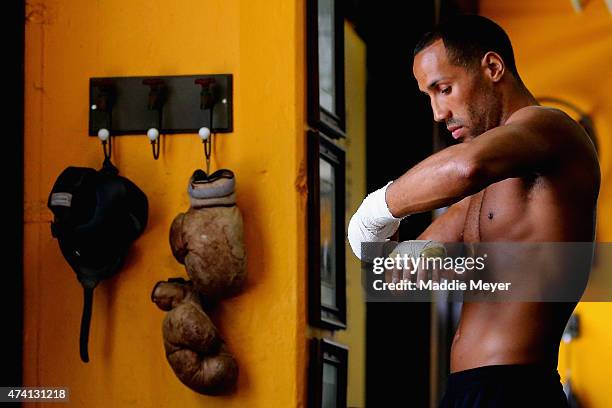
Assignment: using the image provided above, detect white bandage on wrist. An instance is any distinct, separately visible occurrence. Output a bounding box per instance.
[347,181,407,260]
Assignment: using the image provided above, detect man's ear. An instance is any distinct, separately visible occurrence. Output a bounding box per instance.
[481,51,505,83]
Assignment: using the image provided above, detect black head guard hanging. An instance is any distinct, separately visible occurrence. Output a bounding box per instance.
[47,160,148,362]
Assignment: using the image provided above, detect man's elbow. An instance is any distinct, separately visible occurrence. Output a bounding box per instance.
[455,155,488,194]
[463,158,483,182]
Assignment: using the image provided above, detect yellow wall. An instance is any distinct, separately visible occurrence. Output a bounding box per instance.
[480,1,612,407]
[24,0,308,406]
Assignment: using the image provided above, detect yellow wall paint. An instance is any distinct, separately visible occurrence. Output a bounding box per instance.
[24,0,307,406]
[480,1,612,407]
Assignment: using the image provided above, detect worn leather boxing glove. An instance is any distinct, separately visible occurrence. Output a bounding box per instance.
[169,169,246,302]
[151,278,238,395]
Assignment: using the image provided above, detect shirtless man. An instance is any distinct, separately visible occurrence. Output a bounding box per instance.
[347,15,599,407]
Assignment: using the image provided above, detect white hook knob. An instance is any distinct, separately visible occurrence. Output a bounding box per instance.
[198,127,211,141]
[97,128,110,142]
[147,128,160,142]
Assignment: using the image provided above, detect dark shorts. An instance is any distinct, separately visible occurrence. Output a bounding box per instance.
[438,364,569,408]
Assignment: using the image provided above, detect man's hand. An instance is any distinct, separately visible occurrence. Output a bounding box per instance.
[386,240,447,285]
[347,181,406,260]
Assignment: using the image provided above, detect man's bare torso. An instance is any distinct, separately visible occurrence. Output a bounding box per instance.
[450,120,599,372]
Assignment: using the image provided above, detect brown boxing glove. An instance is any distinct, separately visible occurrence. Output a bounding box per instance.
[151,278,238,395]
[169,169,247,303]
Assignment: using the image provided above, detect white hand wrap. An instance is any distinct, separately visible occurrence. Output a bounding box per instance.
[347,181,406,260]
[389,240,446,261]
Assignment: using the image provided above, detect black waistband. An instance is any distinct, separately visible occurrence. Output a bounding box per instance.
[446,364,562,392]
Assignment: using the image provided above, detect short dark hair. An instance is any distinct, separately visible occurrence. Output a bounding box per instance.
[414,14,520,79]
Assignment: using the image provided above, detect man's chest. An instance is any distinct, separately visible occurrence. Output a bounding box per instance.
[462,176,538,242]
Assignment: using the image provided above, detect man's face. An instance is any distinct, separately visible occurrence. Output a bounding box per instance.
[413,39,501,142]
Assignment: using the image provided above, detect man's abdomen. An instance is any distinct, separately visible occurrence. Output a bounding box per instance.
[450,302,575,373]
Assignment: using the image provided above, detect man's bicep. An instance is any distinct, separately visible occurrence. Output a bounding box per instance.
[416,196,470,242]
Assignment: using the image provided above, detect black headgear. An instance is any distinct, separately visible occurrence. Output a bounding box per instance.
[48,162,148,362]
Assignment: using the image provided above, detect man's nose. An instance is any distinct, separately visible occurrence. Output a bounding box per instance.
[431,99,450,123]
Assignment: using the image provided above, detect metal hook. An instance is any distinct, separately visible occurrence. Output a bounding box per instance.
[97,101,114,160]
[93,79,116,162]
[98,128,112,160]
[143,78,166,160]
[195,78,217,173]
[198,106,215,173]
[147,128,161,160]
[146,96,163,160]
[198,127,214,174]
[204,133,213,174]
[152,137,161,160]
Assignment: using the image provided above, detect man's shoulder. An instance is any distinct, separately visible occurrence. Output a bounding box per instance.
[508,105,599,184]
[504,105,599,163]
[506,105,582,139]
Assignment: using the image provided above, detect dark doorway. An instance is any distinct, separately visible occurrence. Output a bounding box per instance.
[344,1,476,406]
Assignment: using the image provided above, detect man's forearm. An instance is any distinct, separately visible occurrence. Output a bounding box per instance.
[385,143,483,218]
